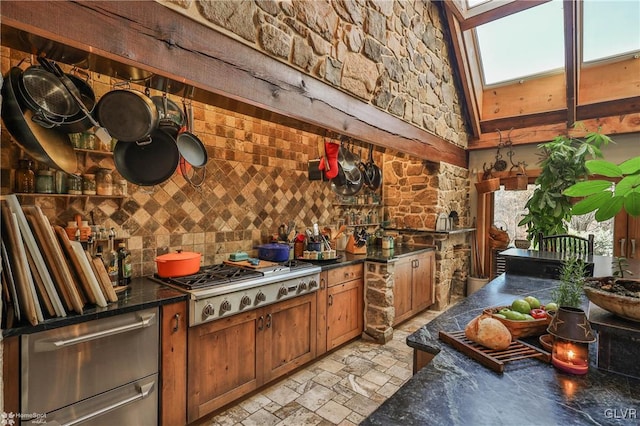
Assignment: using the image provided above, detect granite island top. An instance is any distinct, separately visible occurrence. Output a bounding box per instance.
[362,272,640,426]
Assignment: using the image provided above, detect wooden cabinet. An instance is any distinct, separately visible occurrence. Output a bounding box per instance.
[325,263,364,351]
[393,251,435,326]
[161,301,188,426]
[614,211,640,260]
[187,293,316,422]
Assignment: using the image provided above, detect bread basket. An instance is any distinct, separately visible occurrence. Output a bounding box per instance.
[483,306,551,339]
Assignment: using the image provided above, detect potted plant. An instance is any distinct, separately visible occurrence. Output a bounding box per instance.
[517,129,612,248]
[551,254,588,309]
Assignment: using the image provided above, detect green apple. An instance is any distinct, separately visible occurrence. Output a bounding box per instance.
[545,302,558,312]
[524,296,541,309]
[511,299,531,314]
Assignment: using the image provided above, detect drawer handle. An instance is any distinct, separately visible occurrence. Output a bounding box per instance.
[257,315,264,331]
[59,381,155,426]
[620,238,626,257]
[320,278,325,290]
[35,312,156,352]
[172,313,181,333]
[266,313,272,329]
[328,295,333,306]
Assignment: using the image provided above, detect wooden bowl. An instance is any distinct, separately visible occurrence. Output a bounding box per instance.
[483,306,552,339]
[539,334,553,352]
[584,284,640,322]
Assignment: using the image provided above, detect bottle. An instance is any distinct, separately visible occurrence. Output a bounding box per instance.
[105,232,119,287]
[15,159,35,193]
[117,242,132,286]
[95,168,113,196]
[35,169,55,193]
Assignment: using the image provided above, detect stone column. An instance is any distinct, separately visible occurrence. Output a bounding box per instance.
[362,261,395,344]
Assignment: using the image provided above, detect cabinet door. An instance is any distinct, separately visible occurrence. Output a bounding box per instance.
[412,252,435,312]
[161,301,187,426]
[393,257,413,325]
[327,278,363,350]
[614,211,640,260]
[263,292,317,383]
[187,311,260,423]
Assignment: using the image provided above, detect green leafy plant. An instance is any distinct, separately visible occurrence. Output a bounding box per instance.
[563,156,640,221]
[551,255,587,308]
[518,130,612,247]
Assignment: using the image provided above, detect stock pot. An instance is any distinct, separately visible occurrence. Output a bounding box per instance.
[155,250,201,278]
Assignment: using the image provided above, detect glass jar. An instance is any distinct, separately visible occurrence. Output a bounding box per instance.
[81,132,96,150]
[15,159,35,193]
[35,169,55,194]
[55,170,67,194]
[82,173,96,195]
[95,168,113,196]
[67,174,83,195]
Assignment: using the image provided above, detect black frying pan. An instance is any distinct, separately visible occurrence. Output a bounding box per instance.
[1,67,77,173]
[113,128,179,186]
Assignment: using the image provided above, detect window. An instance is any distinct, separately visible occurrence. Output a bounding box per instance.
[582,0,640,63]
[474,0,565,86]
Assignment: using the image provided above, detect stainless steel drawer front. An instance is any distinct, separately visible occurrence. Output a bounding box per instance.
[22,308,159,415]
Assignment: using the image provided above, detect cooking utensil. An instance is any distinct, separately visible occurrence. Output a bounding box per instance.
[113,127,180,186]
[177,100,207,167]
[155,250,202,278]
[2,67,78,173]
[94,86,158,143]
[37,57,112,145]
[256,243,291,262]
[151,93,185,127]
[365,144,382,191]
[55,69,96,134]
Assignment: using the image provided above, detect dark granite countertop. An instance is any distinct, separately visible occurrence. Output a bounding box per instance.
[362,272,640,425]
[2,277,187,337]
[317,245,435,271]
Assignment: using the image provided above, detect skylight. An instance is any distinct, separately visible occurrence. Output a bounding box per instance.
[582,0,640,63]
[474,0,565,86]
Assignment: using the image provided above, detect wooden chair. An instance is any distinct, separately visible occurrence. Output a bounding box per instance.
[538,233,594,255]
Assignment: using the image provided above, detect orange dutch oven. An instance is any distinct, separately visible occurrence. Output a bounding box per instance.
[155,250,201,278]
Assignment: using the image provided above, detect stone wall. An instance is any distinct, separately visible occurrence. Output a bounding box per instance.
[160,0,468,148]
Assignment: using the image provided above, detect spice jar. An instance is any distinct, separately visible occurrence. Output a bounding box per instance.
[82,173,96,195]
[95,168,113,196]
[35,169,54,194]
[15,159,35,193]
[67,174,83,195]
[113,179,128,196]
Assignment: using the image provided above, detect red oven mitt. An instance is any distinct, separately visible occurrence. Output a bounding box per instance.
[318,140,340,179]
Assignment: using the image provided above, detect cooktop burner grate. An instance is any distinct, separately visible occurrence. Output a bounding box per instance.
[156,264,264,290]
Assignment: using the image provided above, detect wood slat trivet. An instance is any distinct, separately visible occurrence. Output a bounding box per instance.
[439,330,551,373]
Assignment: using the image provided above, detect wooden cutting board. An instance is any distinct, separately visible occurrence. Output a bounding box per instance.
[223,259,281,269]
[438,330,550,373]
[54,225,96,305]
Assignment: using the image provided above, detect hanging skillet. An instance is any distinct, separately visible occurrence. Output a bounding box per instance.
[113,128,179,186]
[95,85,159,142]
[176,99,207,168]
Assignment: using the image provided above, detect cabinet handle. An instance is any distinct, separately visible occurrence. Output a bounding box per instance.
[320,278,325,290]
[266,313,272,329]
[58,381,155,426]
[257,315,264,331]
[172,313,180,333]
[620,238,626,257]
[328,295,333,306]
[35,312,156,352]
[632,239,636,258]
[344,272,350,279]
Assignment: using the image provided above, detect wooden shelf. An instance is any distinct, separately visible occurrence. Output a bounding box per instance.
[15,193,126,210]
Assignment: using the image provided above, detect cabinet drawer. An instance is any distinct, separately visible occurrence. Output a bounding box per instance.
[22,307,159,414]
[327,264,363,287]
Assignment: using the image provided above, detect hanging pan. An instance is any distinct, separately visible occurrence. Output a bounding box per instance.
[176,100,207,168]
[1,66,77,174]
[113,128,179,186]
[95,85,158,142]
[365,144,381,191]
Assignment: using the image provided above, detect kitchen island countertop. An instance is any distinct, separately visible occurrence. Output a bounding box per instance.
[362,270,640,425]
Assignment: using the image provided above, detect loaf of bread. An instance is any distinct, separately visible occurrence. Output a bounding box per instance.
[464,314,512,350]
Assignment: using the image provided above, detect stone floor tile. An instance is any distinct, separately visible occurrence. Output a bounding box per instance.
[315,400,353,424]
[385,363,412,381]
[262,383,301,406]
[295,383,337,411]
[208,405,251,426]
[362,368,391,386]
[273,403,324,425]
[312,370,343,388]
[289,368,320,384]
[344,393,381,417]
[339,374,380,397]
[239,393,273,414]
[241,408,280,426]
[345,410,365,424]
[376,381,401,397]
[370,352,398,367]
[315,357,347,374]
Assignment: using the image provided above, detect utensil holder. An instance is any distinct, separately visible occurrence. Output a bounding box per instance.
[346,235,366,254]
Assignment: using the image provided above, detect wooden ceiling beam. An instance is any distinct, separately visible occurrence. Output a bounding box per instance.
[0,0,467,167]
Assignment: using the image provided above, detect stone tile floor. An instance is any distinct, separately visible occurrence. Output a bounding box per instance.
[200,305,454,426]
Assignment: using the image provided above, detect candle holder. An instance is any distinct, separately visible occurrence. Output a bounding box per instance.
[547,306,596,375]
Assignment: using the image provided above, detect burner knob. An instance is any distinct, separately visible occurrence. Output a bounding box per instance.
[202,303,215,319]
[278,286,289,298]
[255,291,266,304]
[240,295,252,309]
[220,300,232,314]
[297,280,308,292]
[308,279,318,289]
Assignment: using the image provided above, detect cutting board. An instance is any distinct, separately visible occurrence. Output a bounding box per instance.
[438,330,550,373]
[54,225,96,305]
[223,259,281,269]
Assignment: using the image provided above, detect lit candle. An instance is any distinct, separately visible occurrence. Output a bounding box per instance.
[552,339,589,375]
